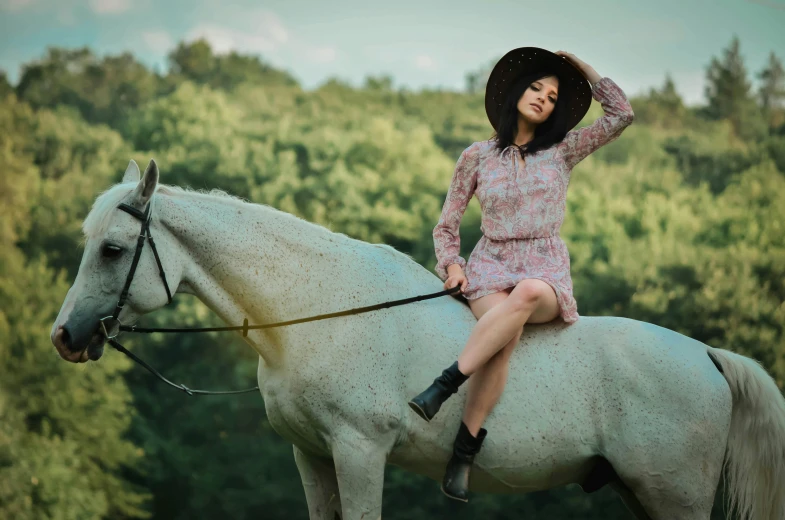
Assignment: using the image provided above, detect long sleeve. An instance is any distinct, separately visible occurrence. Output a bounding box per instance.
[432,143,479,281]
[556,77,635,171]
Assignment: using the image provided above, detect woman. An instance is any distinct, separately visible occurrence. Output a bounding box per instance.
[408,47,635,502]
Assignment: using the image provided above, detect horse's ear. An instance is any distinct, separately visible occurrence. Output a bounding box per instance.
[130,159,159,207]
[123,159,141,183]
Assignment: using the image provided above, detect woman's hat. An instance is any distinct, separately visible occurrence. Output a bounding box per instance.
[485,46,592,133]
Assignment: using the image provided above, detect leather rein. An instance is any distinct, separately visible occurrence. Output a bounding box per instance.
[97,200,462,396]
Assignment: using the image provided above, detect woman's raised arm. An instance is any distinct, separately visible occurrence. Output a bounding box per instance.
[556,76,635,170]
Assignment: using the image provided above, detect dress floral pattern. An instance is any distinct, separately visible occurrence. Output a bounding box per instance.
[433,76,634,323]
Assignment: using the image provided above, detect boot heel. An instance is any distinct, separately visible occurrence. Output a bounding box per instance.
[407,361,468,422]
[407,399,431,422]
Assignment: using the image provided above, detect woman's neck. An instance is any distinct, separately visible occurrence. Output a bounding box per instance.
[515,118,537,146]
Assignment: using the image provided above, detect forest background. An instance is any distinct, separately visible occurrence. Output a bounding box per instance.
[0,32,784,519]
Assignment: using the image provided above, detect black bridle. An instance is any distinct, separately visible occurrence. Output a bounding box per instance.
[99,202,172,341]
[97,199,463,396]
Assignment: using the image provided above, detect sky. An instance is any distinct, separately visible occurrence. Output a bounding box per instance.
[0,0,783,106]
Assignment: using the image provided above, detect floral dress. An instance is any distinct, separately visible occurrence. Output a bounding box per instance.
[433,76,634,323]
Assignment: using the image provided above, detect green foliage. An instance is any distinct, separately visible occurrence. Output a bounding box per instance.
[17,105,131,277]
[758,51,785,115]
[0,97,149,519]
[0,71,12,99]
[703,35,771,141]
[661,133,761,194]
[15,47,162,129]
[765,135,785,173]
[167,39,299,92]
[0,255,151,520]
[2,36,784,518]
[629,73,689,130]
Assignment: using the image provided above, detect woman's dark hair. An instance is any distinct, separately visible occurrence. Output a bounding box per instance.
[490,70,571,157]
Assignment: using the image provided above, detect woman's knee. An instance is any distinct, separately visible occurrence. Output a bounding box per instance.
[508,279,551,314]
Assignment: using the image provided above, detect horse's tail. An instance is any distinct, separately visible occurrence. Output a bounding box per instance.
[708,346,785,520]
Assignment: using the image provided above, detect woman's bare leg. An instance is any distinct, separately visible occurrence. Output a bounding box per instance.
[457,279,559,376]
[461,290,511,434]
[461,279,560,436]
[462,327,524,436]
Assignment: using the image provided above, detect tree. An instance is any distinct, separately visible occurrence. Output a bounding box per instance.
[168,39,216,84]
[464,56,496,95]
[704,35,751,120]
[15,47,161,128]
[757,51,785,130]
[632,72,688,129]
[655,73,684,114]
[364,74,395,91]
[167,39,299,92]
[0,71,12,99]
[703,35,768,140]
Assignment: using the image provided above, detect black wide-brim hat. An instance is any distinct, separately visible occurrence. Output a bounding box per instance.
[485,47,592,133]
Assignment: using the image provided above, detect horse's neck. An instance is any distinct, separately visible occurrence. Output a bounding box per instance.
[160,193,388,367]
[159,194,335,364]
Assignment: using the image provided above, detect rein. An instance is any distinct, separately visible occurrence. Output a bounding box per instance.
[98,199,463,396]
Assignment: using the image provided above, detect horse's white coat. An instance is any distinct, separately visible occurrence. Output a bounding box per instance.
[52,161,785,520]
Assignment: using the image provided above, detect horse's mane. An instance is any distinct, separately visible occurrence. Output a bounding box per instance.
[81,181,415,263]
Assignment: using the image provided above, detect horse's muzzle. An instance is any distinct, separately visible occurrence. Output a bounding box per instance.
[52,325,105,363]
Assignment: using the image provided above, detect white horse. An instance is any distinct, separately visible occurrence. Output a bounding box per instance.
[51,160,785,520]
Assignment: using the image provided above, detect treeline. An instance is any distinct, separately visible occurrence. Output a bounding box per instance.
[0,35,783,519]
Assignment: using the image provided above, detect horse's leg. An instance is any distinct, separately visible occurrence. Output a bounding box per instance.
[331,433,387,520]
[294,445,343,520]
[609,408,729,519]
[609,479,653,520]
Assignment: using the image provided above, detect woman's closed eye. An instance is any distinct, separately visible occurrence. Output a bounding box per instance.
[531,86,557,103]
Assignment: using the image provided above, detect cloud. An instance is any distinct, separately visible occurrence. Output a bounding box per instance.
[89,0,131,14]
[186,10,288,54]
[142,30,174,54]
[187,24,279,54]
[1,0,131,16]
[304,46,336,64]
[184,9,335,65]
[0,0,82,24]
[0,0,34,10]
[415,55,436,70]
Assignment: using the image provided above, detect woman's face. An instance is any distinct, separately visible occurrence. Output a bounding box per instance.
[516,75,559,124]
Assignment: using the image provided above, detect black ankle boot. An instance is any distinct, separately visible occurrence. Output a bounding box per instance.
[408,361,468,422]
[441,421,487,502]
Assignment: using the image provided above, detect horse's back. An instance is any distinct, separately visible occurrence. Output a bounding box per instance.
[392,315,730,493]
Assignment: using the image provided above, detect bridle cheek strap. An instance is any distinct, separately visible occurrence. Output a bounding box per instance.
[99,201,173,339]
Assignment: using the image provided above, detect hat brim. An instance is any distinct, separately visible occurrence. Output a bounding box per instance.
[485,47,592,133]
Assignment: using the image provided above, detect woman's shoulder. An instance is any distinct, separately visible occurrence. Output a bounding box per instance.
[464,139,497,156]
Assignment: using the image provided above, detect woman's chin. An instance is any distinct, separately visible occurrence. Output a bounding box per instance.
[518,111,542,125]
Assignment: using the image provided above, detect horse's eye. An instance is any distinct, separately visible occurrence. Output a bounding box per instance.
[102,244,123,258]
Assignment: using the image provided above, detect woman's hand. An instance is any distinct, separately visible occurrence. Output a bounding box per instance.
[554,51,601,86]
[445,264,469,294]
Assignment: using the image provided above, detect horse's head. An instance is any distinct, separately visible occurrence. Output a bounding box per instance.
[51,159,182,363]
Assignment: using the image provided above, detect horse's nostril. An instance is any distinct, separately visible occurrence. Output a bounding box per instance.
[61,326,75,352]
